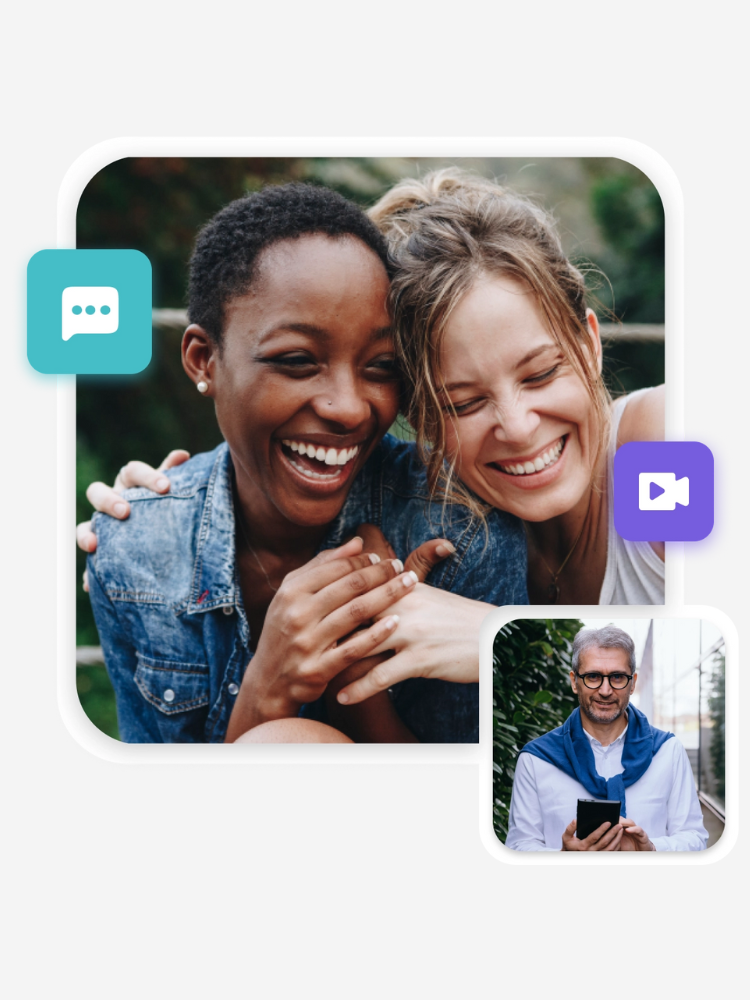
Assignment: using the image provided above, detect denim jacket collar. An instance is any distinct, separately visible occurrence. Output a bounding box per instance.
[186,445,238,615]
[185,443,361,617]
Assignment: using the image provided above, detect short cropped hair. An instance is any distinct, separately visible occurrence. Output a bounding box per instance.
[188,183,392,343]
[571,625,636,674]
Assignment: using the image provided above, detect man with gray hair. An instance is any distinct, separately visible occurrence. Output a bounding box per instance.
[506,624,708,852]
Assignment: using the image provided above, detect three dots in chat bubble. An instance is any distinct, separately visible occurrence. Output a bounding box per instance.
[62,286,119,341]
[71,304,111,315]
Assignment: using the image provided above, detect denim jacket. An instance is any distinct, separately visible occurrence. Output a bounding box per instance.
[87,435,527,744]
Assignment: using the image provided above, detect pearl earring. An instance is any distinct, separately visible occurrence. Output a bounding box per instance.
[197,381,208,394]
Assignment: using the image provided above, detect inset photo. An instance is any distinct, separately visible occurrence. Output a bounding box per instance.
[493,618,725,851]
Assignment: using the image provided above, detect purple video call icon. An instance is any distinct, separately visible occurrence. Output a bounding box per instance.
[614,441,714,542]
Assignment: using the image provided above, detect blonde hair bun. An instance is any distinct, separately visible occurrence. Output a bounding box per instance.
[368,168,610,517]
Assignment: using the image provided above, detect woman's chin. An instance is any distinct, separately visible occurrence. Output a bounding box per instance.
[463,437,593,521]
[265,446,369,528]
[470,474,589,523]
[273,487,352,529]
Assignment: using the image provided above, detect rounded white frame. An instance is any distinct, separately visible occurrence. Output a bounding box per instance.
[58,137,687,768]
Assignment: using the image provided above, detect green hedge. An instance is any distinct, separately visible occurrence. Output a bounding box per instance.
[493,618,582,842]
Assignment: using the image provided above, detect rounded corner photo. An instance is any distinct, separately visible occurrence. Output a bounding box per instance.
[73,155,666,747]
[492,617,725,854]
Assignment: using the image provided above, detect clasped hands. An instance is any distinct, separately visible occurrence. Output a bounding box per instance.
[77,451,487,736]
[224,529,452,740]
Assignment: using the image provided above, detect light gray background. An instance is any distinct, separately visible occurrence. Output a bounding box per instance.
[4,3,746,996]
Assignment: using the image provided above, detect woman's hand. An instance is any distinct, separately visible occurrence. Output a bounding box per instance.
[225,538,425,742]
[77,449,191,553]
[320,524,457,743]
[335,580,491,706]
[77,449,190,590]
[356,522,457,583]
[329,522,489,706]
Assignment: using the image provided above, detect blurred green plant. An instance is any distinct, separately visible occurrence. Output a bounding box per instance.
[76,157,404,307]
[708,651,725,802]
[584,164,665,396]
[76,664,120,739]
[493,618,581,842]
[600,338,665,398]
[588,169,665,324]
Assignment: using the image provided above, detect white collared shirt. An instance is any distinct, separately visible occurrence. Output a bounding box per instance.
[581,723,628,778]
[505,722,708,852]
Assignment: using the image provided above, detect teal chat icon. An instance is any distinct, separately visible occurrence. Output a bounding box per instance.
[27,249,152,375]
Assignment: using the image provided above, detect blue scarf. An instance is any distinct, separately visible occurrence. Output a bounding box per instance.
[520,705,673,817]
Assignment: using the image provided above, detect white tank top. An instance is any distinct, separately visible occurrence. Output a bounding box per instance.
[598,390,665,605]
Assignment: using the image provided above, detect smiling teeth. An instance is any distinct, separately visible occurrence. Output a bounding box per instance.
[282,440,360,466]
[287,459,341,480]
[498,438,564,476]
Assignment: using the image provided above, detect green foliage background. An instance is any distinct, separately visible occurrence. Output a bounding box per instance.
[75,157,664,736]
[493,618,582,842]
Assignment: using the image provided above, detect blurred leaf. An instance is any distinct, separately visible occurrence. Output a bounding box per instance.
[533,690,553,705]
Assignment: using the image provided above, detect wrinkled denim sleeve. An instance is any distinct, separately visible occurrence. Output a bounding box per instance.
[87,556,163,743]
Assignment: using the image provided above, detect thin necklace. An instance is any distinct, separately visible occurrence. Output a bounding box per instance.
[527,492,591,604]
[235,503,279,593]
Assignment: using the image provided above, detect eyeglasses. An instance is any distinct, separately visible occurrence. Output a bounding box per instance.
[575,671,634,690]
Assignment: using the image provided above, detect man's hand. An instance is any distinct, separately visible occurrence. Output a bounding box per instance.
[618,817,656,851]
[561,819,624,852]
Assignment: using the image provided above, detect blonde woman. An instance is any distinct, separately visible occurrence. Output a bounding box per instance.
[369,169,664,608]
[79,170,664,707]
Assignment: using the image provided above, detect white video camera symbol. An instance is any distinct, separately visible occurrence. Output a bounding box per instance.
[638,473,689,511]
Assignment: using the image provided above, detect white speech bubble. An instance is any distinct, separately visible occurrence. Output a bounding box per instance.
[62,286,119,341]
